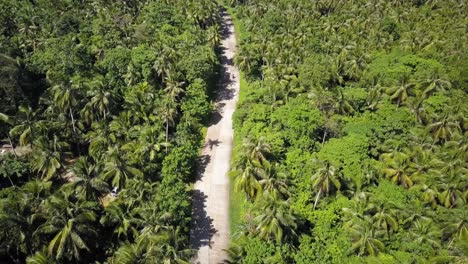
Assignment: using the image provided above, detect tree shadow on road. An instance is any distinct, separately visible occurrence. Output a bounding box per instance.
[190,190,217,250]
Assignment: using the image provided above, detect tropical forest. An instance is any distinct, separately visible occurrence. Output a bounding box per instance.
[0,0,466,264]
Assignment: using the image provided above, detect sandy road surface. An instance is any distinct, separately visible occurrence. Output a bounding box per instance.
[189,8,240,264]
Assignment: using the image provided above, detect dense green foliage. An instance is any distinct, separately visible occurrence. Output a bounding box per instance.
[228,0,467,263]
[0,0,221,263]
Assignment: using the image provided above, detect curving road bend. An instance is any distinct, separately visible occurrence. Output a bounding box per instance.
[190,9,239,264]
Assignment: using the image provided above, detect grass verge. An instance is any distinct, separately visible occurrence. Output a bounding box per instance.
[222,2,248,237]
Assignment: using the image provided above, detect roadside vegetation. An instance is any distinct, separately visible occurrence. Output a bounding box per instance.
[227,0,467,263]
[0,0,222,263]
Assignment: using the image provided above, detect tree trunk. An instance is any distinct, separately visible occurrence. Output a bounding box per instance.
[165,121,169,154]
[7,133,17,158]
[313,188,322,210]
[321,130,327,146]
[69,108,76,133]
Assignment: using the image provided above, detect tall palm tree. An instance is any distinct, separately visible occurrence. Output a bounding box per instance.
[382,152,414,188]
[408,219,441,248]
[100,146,143,188]
[346,217,385,256]
[242,136,272,166]
[81,78,115,123]
[0,194,37,257]
[159,101,176,153]
[367,200,399,239]
[254,193,297,244]
[143,226,193,263]
[232,160,262,201]
[34,191,97,261]
[421,72,451,97]
[311,159,341,209]
[50,80,82,134]
[427,114,460,142]
[10,105,37,147]
[99,201,142,240]
[30,135,69,181]
[0,113,17,157]
[163,74,185,103]
[259,163,290,199]
[385,74,415,107]
[207,24,221,49]
[334,88,355,115]
[66,157,110,200]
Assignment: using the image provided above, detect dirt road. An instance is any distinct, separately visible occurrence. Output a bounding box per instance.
[189,8,239,264]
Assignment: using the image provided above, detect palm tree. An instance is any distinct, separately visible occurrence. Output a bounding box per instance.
[421,71,451,97]
[427,114,460,142]
[0,194,37,257]
[163,74,185,103]
[144,226,193,263]
[232,160,262,201]
[0,113,18,157]
[207,24,221,49]
[35,191,97,261]
[81,78,115,123]
[85,121,115,160]
[382,152,414,188]
[100,146,143,188]
[408,219,441,248]
[159,101,177,153]
[334,88,355,115]
[435,170,466,208]
[367,201,399,239]
[50,80,81,134]
[242,136,272,166]
[443,209,467,249]
[100,201,142,240]
[66,157,110,200]
[346,217,385,256]
[30,135,69,181]
[10,105,37,147]
[311,159,341,209]
[111,242,144,264]
[254,193,297,244]
[385,74,415,107]
[404,95,428,124]
[26,251,56,264]
[259,163,290,199]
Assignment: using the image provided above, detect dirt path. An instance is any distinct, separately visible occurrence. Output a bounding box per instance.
[190,9,239,264]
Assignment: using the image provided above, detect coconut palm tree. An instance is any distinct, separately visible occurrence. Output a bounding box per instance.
[66,157,110,200]
[10,105,38,147]
[159,101,177,153]
[366,200,399,239]
[421,71,451,97]
[427,114,460,142]
[34,191,97,261]
[345,217,385,256]
[100,201,142,240]
[163,74,185,103]
[382,152,414,188]
[385,74,415,107]
[334,88,355,115]
[26,251,56,264]
[407,219,441,248]
[242,136,272,166]
[30,135,69,182]
[311,159,341,209]
[232,160,262,201]
[100,146,143,188]
[258,163,290,199]
[254,193,297,244]
[50,80,82,134]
